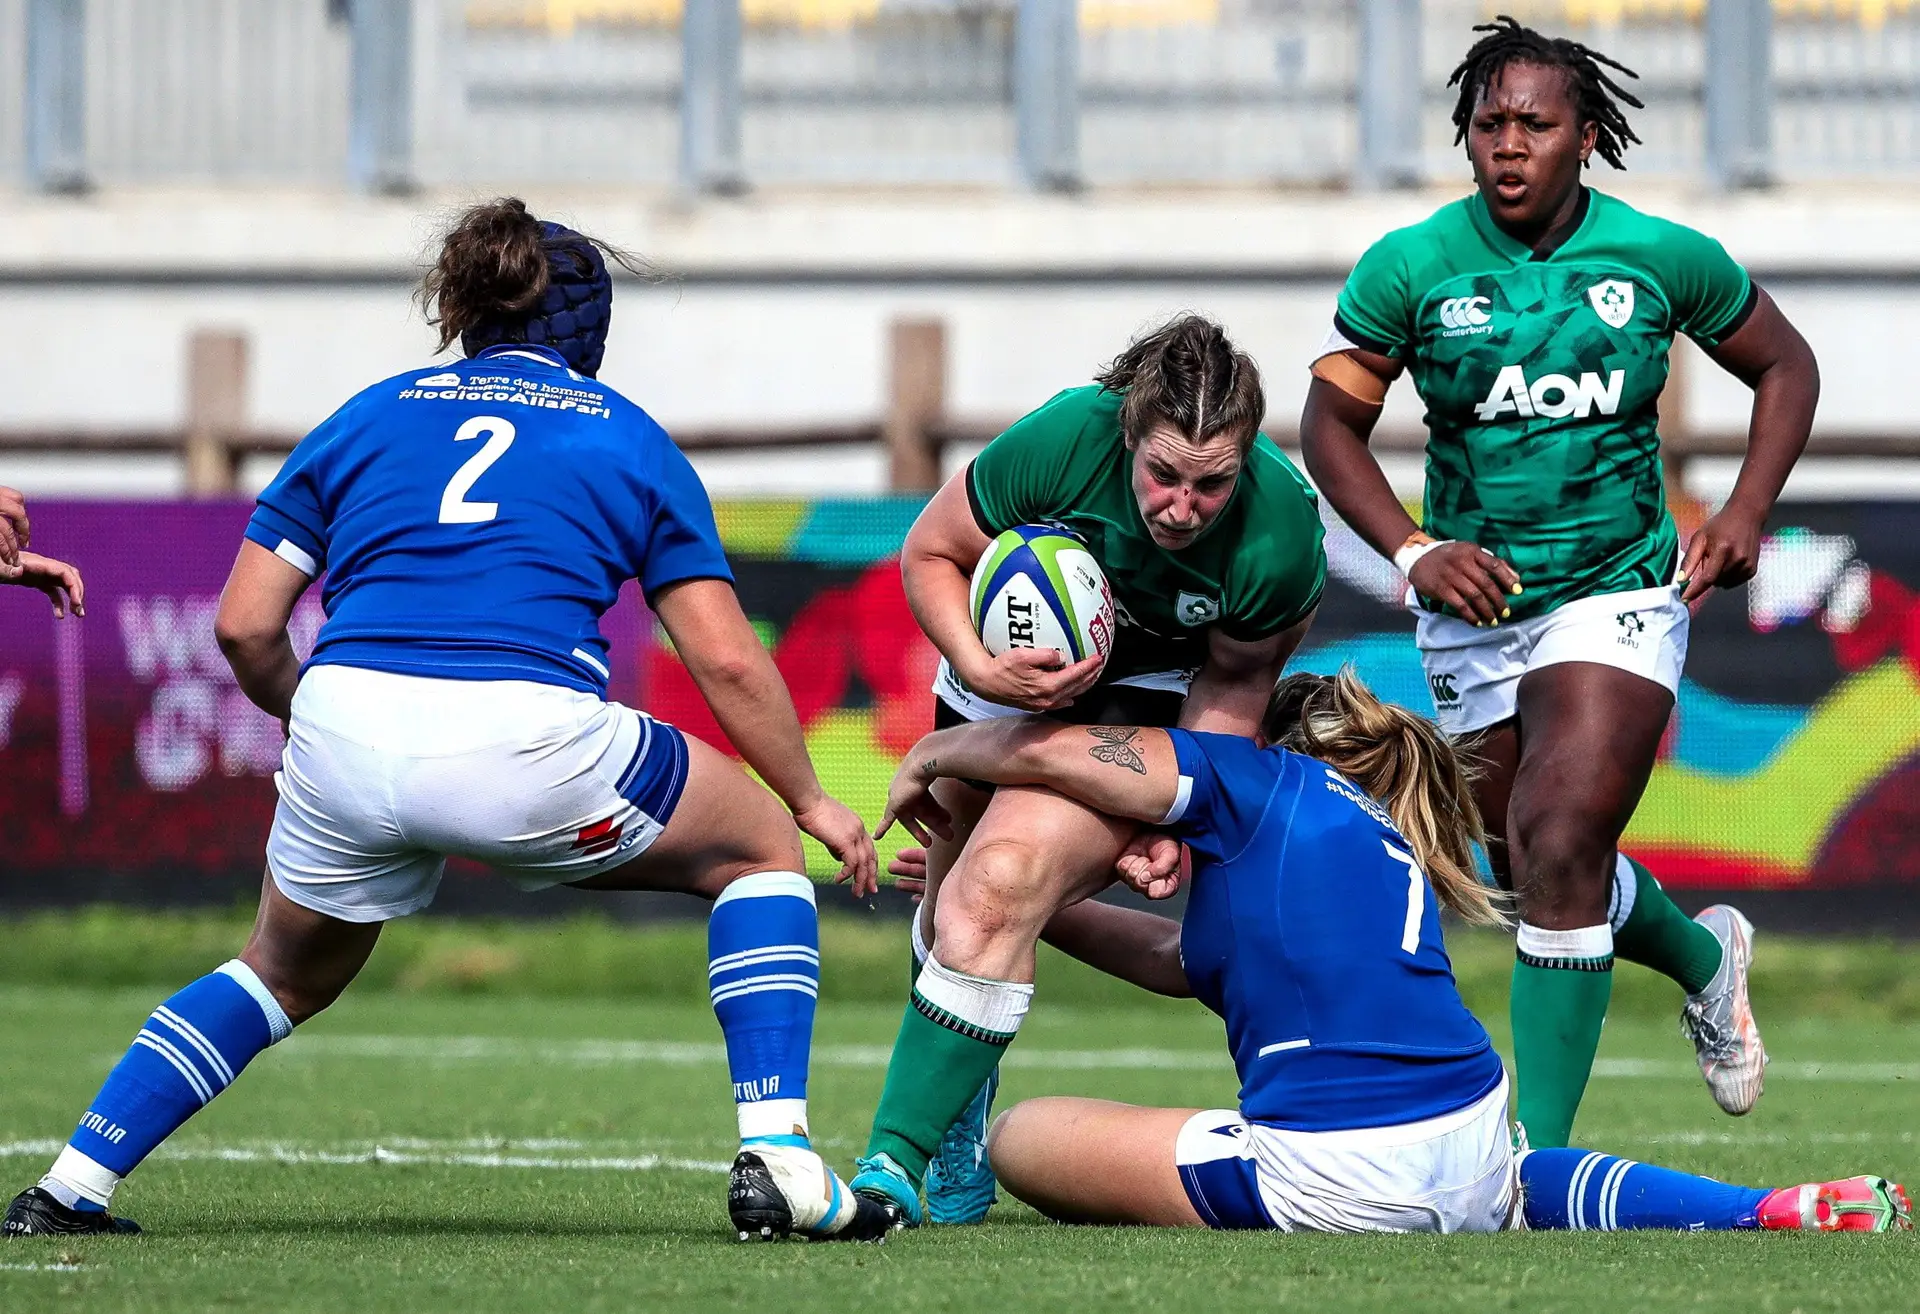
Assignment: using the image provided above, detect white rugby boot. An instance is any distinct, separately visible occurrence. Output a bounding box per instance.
[1679,905,1769,1116]
[728,1142,892,1243]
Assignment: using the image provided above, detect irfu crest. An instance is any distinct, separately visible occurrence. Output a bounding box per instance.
[1587,279,1635,329]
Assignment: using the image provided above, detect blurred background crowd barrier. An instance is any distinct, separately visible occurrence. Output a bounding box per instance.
[2,495,1918,926]
[5,0,1920,192]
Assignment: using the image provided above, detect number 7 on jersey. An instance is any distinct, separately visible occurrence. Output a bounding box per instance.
[1383,841,1426,954]
[439,416,516,524]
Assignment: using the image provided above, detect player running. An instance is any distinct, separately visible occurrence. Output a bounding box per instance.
[2,199,888,1244]
[1299,18,1821,1148]
[850,315,1327,1225]
[875,671,1910,1236]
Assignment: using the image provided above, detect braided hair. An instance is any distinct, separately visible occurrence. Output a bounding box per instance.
[1448,15,1644,170]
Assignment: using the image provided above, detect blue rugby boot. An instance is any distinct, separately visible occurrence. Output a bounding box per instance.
[925,1069,998,1224]
[849,1152,923,1230]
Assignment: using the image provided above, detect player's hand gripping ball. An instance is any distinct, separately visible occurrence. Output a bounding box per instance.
[970,524,1115,675]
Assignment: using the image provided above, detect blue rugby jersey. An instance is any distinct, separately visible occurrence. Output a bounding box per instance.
[1164,730,1506,1131]
[245,345,731,697]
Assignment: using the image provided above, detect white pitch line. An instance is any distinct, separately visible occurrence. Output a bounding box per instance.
[1627,1130,1919,1147]
[277,1036,1229,1071]
[270,1035,1920,1081]
[0,1263,88,1272]
[1591,1058,1920,1082]
[0,1137,728,1175]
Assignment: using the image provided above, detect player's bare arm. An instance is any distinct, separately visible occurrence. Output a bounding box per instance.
[1180,618,1312,736]
[1681,288,1820,603]
[3,550,86,618]
[654,577,878,895]
[877,719,1180,844]
[1302,358,1521,626]
[1110,618,1313,896]
[1038,899,1191,998]
[901,473,1101,712]
[215,539,313,723]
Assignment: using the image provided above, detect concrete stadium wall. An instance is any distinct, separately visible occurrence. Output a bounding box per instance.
[5,183,1920,497]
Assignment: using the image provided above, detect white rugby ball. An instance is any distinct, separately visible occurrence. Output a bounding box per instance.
[969,523,1115,670]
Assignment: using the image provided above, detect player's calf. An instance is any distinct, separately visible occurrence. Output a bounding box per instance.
[4,960,293,1237]
[1520,1149,1911,1233]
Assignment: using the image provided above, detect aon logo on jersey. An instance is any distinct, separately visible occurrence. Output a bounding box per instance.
[1473,365,1625,422]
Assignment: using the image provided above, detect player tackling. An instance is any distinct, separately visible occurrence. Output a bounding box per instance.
[1300,18,1822,1148]
[876,671,1910,1235]
[3,199,888,1243]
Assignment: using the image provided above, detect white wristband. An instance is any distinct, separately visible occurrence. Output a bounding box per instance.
[1392,538,1453,578]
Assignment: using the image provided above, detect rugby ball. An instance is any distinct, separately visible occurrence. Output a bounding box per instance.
[970,524,1115,670]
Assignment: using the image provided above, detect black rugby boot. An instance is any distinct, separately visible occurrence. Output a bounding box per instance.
[3,1187,141,1237]
[728,1150,894,1243]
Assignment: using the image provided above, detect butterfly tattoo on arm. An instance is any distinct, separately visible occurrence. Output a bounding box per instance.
[1085,725,1147,775]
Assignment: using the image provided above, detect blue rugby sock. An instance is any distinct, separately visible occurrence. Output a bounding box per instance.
[41,961,292,1211]
[708,870,820,1145]
[1521,1148,1770,1230]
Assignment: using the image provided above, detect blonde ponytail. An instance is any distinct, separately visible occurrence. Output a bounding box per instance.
[1264,668,1509,928]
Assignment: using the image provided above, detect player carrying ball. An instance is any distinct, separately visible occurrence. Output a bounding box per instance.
[3,199,889,1243]
[850,315,1327,1225]
[1300,18,1821,1148]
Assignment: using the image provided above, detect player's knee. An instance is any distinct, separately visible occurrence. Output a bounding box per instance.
[938,838,1051,946]
[1508,807,1612,916]
[245,959,347,1027]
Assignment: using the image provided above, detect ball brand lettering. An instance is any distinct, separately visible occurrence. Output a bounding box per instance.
[1473,365,1626,422]
[1005,596,1036,647]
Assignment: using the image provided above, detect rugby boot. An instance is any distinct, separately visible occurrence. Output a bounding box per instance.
[3,1187,141,1237]
[925,1068,999,1224]
[1757,1176,1912,1232]
[849,1151,923,1229]
[1679,905,1768,1115]
[728,1144,893,1243]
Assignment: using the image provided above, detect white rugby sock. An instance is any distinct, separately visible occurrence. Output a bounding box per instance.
[915,954,1033,1042]
[1516,921,1616,972]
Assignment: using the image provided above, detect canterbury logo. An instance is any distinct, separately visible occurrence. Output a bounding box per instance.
[1437,296,1492,331]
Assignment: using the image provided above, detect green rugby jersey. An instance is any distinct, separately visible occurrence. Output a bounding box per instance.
[965,384,1326,685]
[1335,187,1756,619]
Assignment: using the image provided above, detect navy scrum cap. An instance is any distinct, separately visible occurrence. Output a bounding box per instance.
[461,221,613,377]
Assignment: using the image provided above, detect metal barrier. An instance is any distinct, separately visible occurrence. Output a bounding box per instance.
[0,0,25,184]
[1081,0,1358,185]
[83,0,351,186]
[11,0,1920,191]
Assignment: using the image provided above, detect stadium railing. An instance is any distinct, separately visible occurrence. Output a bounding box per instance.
[2,319,1916,495]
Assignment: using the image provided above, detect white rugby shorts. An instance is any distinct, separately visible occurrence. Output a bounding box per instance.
[931,657,1191,721]
[1175,1078,1519,1234]
[1414,585,1690,735]
[266,664,689,923]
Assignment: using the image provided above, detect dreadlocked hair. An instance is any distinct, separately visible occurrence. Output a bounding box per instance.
[1448,15,1644,170]
[1263,668,1509,929]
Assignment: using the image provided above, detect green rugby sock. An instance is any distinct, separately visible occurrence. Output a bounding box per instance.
[864,956,1030,1185]
[1610,855,1723,995]
[1511,922,1614,1149]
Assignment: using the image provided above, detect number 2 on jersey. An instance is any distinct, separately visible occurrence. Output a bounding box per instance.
[439,416,516,524]
[1383,841,1426,954]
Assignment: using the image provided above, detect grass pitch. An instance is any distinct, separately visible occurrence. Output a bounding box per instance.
[0,919,1914,1312]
